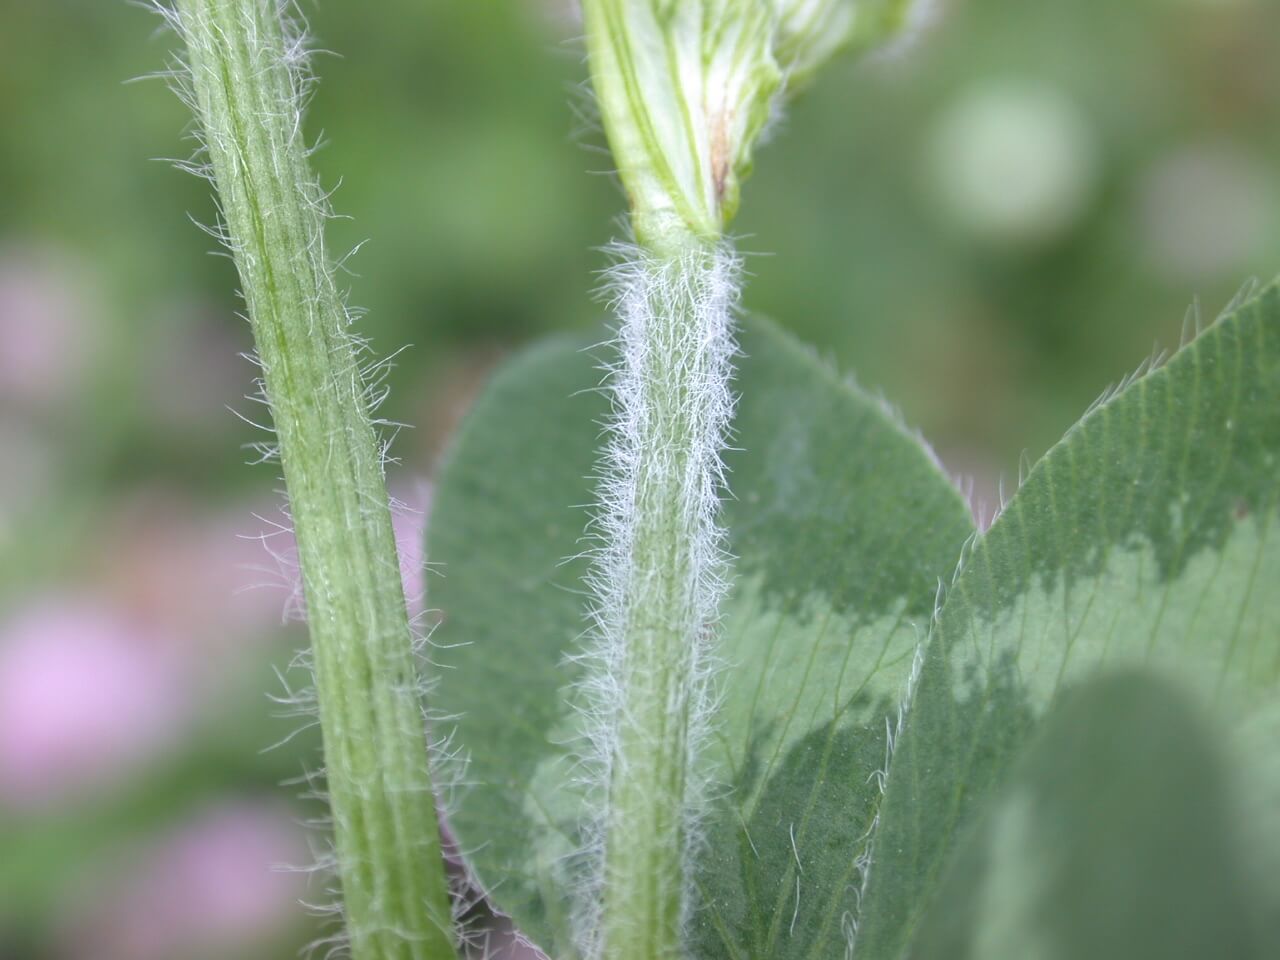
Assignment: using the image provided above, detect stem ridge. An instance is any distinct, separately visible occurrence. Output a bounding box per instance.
[158,2,456,956]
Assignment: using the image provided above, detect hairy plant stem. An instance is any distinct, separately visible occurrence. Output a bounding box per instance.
[577,5,937,957]
[578,4,752,956]
[588,239,737,960]
[166,2,455,957]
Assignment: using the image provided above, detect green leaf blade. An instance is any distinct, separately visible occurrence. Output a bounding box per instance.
[427,316,976,958]
[855,281,1280,959]
[912,671,1266,960]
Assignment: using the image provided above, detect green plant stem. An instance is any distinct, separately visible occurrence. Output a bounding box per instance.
[576,5,945,958]
[590,240,736,960]
[578,5,748,957]
[169,1,455,957]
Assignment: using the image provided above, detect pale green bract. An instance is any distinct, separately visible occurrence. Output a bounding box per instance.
[581,0,930,250]
[582,0,780,248]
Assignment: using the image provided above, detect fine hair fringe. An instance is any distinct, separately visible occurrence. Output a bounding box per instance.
[570,239,742,958]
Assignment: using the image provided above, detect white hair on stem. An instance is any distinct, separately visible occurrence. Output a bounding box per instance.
[570,239,741,959]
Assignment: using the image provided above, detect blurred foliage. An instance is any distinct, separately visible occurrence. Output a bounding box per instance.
[1,0,1278,486]
[1,0,1279,956]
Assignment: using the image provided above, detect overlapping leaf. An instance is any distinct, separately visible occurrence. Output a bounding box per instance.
[912,672,1267,960]
[426,316,975,958]
[855,281,1280,958]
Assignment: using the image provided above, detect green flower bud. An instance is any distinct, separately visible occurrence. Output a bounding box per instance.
[583,0,934,251]
[583,0,782,250]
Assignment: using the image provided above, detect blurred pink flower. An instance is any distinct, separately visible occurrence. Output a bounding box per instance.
[101,494,302,646]
[0,247,95,409]
[392,481,434,623]
[101,485,434,645]
[147,299,256,433]
[0,600,185,809]
[0,480,435,808]
[60,800,308,960]
[0,418,53,538]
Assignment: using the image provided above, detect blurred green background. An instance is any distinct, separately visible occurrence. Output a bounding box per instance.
[1,0,1278,956]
